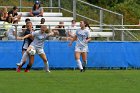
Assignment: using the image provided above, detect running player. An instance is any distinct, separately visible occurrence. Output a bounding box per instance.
[19,25,54,72]
[69,20,91,72]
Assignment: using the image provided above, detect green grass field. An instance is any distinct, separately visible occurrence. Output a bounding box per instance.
[0,70,140,93]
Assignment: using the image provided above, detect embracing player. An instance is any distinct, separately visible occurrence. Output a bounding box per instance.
[18,25,54,72]
[16,21,34,72]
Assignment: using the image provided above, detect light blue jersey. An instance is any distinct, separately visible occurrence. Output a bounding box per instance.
[75,28,90,52]
[31,31,48,48]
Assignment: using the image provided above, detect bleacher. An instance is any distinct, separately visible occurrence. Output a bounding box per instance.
[17,12,63,17]
[0,11,114,40]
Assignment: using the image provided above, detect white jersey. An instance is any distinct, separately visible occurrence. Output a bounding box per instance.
[75,28,90,52]
[31,31,48,48]
[76,28,90,47]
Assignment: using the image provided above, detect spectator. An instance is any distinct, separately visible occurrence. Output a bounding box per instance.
[7,20,18,40]
[8,6,22,21]
[29,0,44,17]
[25,18,31,23]
[0,6,8,21]
[16,21,34,72]
[67,20,77,40]
[19,25,26,37]
[3,14,13,31]
[36,18,45,30]
[52,21,67,40]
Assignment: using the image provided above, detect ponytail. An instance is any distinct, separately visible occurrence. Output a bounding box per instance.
[83,20,93,31]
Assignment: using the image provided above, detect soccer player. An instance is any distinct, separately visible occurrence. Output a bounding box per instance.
[19,25,54,72]
[21,21,34,54]
[69,20,91,72]
[16,21,34,72]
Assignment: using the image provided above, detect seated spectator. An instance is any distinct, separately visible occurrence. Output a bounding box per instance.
[7,20,18,40]
[3,14,13,31]
[52,21,67,40]
[67,20,77,40]
[0,6,8,21]
[29,0,44,17]
[19,25,26,37]
[8,6,22,21]
[25,18,31,23]
[36,18,45,30]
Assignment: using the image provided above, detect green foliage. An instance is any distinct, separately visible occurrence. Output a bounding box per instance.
[87,0,125,7]
[86,0,140,24]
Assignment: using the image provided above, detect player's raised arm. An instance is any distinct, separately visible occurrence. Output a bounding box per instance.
[22,34,32,40]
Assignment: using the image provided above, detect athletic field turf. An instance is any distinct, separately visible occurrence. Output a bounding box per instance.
[0,70,140,93]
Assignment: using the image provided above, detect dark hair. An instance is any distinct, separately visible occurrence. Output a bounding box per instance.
[71,20,76,22]
[83,20,92,31]
[6,16,13,23]
[41,18,45,21]
[58,21,65,28]
[33,3,41,10]
[22,25,26,28]
[13,20,18,24]
[13,6,18,10]
[25,18,31,23]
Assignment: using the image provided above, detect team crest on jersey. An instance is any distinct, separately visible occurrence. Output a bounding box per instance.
[38,35,45,40]
[78,31,86,37]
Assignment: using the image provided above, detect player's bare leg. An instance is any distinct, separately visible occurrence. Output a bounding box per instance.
[39,53,50,72]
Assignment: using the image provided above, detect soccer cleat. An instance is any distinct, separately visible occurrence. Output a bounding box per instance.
[16,63,21,66]
[24,69,30,72]
[80,69,84,72]
[16,66,21,72]
[83,66,86,72]
[46,70,51,73]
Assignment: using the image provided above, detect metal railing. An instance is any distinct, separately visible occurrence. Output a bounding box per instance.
[48,0,126,40]
[7,0,123,26]
[0,24,140,41]
[0,0,138,41]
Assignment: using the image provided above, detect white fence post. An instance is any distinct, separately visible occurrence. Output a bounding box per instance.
[73,0,76,20]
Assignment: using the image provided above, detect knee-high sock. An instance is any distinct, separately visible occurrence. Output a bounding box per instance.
[44,61,50,71]
[19,51,28,65]
[83,60,87,67]
[76,59,83,70]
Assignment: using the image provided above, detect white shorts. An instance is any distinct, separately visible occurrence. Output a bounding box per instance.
[75,46,88,52]
[22,42,28,50]
[30,45,45,55]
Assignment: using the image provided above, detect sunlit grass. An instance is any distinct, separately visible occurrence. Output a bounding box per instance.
[0,70,140,93]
